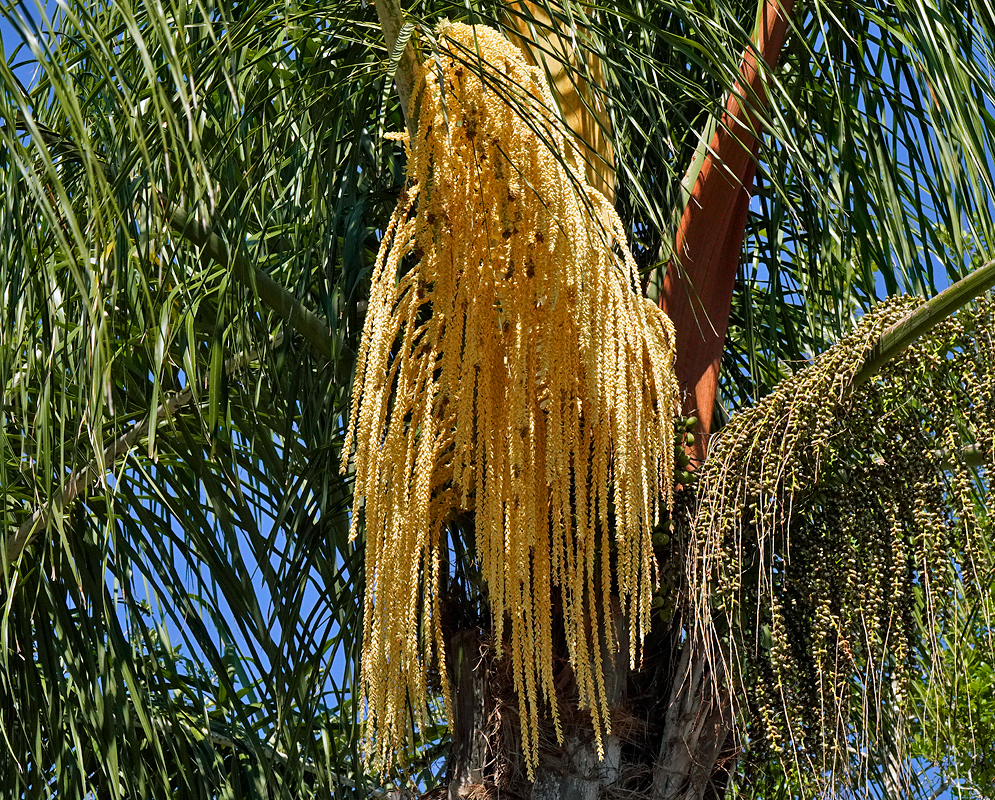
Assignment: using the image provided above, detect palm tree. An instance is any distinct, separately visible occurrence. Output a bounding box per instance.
[2,1,995,798]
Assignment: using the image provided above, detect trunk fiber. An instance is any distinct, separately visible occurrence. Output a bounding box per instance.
[445,617,735,800]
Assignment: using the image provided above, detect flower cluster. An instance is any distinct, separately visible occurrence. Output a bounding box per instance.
[343,23,678,775]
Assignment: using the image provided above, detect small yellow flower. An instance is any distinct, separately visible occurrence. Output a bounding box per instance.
[342,23,678,777]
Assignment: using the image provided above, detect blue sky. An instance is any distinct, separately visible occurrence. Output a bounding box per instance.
[1,1,47,86]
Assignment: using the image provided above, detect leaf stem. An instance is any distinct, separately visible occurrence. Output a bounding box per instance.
[852,256,995,388]
[166,208,333,361]
[375,0,418,138]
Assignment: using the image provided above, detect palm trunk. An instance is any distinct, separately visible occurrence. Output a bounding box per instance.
[445,610,628,799]
[444,615,736,800]
[651,644,736,800]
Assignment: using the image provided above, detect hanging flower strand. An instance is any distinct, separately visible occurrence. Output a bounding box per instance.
[342,22,679,774]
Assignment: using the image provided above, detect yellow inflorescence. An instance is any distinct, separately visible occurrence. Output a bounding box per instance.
[342,23,678,775]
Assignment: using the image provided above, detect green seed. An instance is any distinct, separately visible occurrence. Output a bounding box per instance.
[676,451,690,468]
[678,470,694,485]
[684,416,698,431]
[652,595,665,608]
[684,432,695,446]
[652,532,670,548]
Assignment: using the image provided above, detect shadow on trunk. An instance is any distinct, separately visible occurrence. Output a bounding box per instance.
[443,495,736,800]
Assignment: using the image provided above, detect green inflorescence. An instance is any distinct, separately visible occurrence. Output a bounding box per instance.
[690,295,995,790]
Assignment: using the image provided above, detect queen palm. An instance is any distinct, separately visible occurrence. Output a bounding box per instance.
[2,0,995,798]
